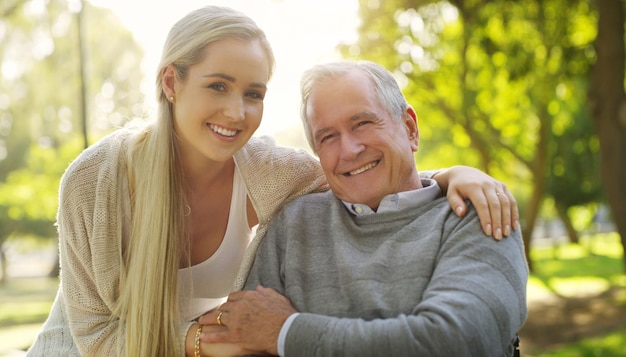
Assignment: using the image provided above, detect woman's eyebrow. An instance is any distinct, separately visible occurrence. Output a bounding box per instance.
[203,73,267,89]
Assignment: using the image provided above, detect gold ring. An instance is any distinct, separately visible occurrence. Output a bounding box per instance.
[216,311,224,326]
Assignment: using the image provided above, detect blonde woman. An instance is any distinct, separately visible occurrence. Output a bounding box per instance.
[27,6,518,357]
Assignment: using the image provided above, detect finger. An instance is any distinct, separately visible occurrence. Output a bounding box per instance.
[496,186,511,237]
[199,305,229,325]
[216,310,227,326]
[199,329,234,343]
[445,188,468,217]
[489,188,503,240]
[198,311,216,325]
[476,206,493,238]
[462,187,492,237]
[505,187,520,231]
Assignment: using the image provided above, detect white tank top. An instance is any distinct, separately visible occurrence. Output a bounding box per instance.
[178,166,254,321]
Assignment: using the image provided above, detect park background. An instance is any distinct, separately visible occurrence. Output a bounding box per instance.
[1,0,625,356]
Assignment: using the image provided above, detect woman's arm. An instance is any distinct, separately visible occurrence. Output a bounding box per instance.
[429,165,519,240]
[56,153,125,355]
[185,323,260,357]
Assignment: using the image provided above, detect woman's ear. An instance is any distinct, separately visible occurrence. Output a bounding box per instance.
[161,64,177,101]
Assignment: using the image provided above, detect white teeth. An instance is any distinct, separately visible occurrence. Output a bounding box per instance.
[208,124,237,137]
[348,161,378,176]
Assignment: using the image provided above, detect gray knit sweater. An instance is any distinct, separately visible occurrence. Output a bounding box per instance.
[244,190,528,357]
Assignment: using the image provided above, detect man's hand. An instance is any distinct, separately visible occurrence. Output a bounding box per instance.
[199,286,297,355]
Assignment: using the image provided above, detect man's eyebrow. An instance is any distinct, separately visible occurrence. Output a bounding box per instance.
[203,73,267,89]
[314,127,330,142]
[313,112,379,142]
[351,112,377,121]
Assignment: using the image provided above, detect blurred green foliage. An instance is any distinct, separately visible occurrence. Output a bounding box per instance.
[339,0,613,269]
[0,0,144,279]
[0,1,622,274]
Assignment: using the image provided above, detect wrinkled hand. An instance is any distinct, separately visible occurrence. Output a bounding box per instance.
[199,286,297,355]
[433,166,519,240]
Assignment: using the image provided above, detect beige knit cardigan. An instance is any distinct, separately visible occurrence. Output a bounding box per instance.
[26,127,329,356]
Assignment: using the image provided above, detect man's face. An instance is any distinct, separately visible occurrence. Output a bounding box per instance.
[307,69,421,210]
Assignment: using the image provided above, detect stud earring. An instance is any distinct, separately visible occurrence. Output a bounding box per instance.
[168,96,174,103]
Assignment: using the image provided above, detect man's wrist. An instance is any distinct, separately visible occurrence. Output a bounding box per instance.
[277,313,300,356]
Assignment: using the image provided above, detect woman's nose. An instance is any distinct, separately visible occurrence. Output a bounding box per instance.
[223,96,245,121]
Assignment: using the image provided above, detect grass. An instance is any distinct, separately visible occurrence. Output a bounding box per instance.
[0,277,58,355]
[0,233,624,356]
[523,232,626,357]
[530,233,626,299]
[534,329,626,357]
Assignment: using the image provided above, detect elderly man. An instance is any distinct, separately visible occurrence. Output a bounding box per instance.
[200,60,528,357]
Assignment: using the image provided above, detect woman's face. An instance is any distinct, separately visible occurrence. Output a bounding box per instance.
[167,38,271,165]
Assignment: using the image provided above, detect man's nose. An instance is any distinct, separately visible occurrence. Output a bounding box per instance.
[340,134,364,160]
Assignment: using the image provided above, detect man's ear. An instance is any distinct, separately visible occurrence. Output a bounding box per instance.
[161,64,177,100]
[405,107,420,152]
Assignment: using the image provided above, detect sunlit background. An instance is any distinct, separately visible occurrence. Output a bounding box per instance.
[90,0,360,141]
[1,0,625,355]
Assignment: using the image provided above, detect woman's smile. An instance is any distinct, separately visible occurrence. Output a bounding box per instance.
[208,123,239,138]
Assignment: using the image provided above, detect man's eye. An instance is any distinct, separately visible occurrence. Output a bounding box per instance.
[320,134,334,144]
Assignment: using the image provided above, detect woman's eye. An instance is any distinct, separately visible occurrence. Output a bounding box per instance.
[247,91,265,100]
[209,83,226,91]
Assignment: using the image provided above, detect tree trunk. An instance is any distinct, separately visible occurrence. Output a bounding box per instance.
[76,0,89,149]
[555,203,579,244]
[521,186,541,272]
[589,0,626,271]
[521,102,551,271]
[0,247,7,285]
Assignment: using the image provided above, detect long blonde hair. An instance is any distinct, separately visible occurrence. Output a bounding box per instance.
[114,6,274,356]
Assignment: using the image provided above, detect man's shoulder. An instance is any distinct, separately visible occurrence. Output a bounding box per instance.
[439,200,525,249]
[284,190,337,210]
[270,191,339,225]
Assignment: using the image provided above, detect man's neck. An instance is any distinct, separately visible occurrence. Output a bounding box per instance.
[342,179,440,216]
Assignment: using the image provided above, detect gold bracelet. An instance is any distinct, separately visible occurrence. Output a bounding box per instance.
[194,324,203,357]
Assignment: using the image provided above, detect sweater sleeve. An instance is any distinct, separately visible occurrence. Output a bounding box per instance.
[283,206,528,357]
[29,130,198,357]
[54,137,126,356]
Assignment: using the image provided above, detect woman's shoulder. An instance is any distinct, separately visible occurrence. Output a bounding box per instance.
[236,135,318,168]
[238,135,282,158]
[235,135,327,223]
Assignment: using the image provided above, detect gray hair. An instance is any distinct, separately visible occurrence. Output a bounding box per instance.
[300,60,408,152]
